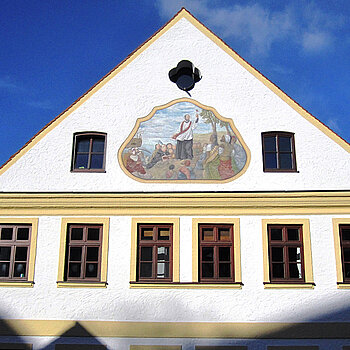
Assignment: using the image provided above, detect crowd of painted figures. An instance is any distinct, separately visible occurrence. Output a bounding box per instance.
[123,133,246,180]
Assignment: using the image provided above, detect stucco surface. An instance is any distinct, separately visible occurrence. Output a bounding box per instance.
[0,18,349,191]
[0,215,349,324]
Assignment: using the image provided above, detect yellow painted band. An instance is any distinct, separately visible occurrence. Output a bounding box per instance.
[1,320,350,338]
[129,283,242,289]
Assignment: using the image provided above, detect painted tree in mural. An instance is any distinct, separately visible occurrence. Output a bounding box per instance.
[200,109,231,135]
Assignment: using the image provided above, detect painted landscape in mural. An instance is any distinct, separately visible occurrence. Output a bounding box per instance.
[120,101,248,181]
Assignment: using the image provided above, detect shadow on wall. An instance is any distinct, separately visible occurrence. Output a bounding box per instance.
[0,318,32,349]
[40,322,107,349]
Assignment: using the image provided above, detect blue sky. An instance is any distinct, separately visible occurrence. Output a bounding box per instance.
[1,0,349,166]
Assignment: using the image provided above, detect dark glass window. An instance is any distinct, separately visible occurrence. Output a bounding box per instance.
[199,224,234,282]
[65,224,102,281]
[0,225,31,281]
[137,224,173,282]
[340,225,350,282]
[268,225,304,282]
[72,133,106,171]
[262,132,296,172]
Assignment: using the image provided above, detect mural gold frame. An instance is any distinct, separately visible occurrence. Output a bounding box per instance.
[118,98,251,183]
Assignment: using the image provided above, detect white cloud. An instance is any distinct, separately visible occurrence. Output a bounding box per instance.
[155,0,343,56]
[0,76,21,91]
[327,118,341,133]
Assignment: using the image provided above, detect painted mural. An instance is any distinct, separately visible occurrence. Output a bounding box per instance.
[119,100,249,182]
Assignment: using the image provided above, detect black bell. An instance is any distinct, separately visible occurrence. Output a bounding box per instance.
[169,60,201,92]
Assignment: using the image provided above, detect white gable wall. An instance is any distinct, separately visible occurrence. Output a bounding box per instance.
[0,17,349,191]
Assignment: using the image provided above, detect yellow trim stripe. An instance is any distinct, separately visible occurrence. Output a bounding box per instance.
[0,192,349,216]
[1,320,350,338]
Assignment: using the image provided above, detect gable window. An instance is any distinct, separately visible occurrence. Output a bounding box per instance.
[72,132,106,172]
[262,219,314,288]
[199,224,234,282]
[0,224,32,281]
[137,224,173,282]
[57,218,109,288]
[262,132,296,172]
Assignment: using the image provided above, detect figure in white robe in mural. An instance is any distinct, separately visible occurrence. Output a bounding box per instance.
[172,112,199,160]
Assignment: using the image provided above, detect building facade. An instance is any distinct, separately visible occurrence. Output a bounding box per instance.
[0,8,350,350]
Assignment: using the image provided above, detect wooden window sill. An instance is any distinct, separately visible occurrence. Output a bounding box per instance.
[0,281,34,288]
[130,282,242,289]
[264,282,315,289]
[56,282,107,288]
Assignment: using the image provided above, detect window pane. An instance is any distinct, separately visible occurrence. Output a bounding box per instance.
[87,228,100,241]
[157,262,169,278]
[218,228,230,241]
[90,154,104,169]
[158,228,170,240]
[68,263,81,277]
[69,247,82,261]
[157,246,169,262]
[270,228,282,240]
[86,247,99,261]
[0,247,11,260]
[76,138,90,152]
[1,227,12,240]
[271,247,284,262]
[289,263,302,278]
[265,153,277,169]
[279,153,293,169]
[202,228,214,241]
[287,228,299,241]
[92,138,105,152]
[85,263,98,277]
[71,227,83,240]
[279,136,291,152]
[272,263,284,278]
[344,263,350,278]
[140,247,152,261]
[343,248,350,262]
[264,136,276,152]
[0,262,10,277]
[17,227,29,240]
[15,247,28,261]
[202,247,213,261]
[219,263,231,278]
[140,262,152,278]
[219,247,230,261]
[342,228,350,241]
[202,263,214,278]
[13,263,26,278]
[74,154,89,169]
[141,228,153,240]
[288,247,301,262]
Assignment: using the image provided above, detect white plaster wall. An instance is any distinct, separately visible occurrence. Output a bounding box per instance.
[0,18,349,192]
[0,214,350,324]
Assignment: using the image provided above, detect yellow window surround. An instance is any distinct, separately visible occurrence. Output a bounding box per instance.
[0,218,38,288]
[192,218,242,287]
[130,217,180,285]
[333,218,350,289]
[262,219,314,289]
[57,217,109,288]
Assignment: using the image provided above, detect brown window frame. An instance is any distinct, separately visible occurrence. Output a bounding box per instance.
[0,224,32,281]
[64,224,103,282]
[71,132,107,172]
[137,224,173,283]
[268,224,305,283]
[339,225,350,282]
[199,224,234,283]
[262,131,297,172]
